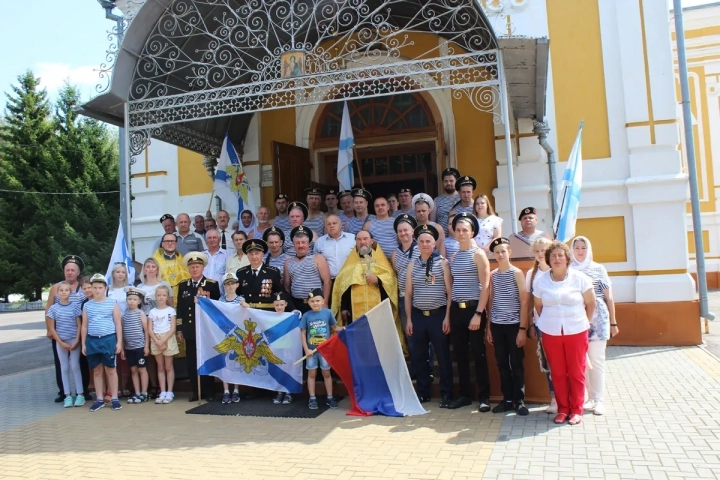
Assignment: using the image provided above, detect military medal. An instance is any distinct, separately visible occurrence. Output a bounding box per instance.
[260,278,272,297]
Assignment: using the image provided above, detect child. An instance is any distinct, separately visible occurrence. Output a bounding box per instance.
[46,282,84,408]
[148,285,178,404]
[220,272,242,404]
[486,238,529,416]
[121,287,150,404]
[272,291,300,405]
[82,274,123,412]
[300,288,340,410]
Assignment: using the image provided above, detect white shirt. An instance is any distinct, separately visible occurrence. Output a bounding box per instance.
[313,232,356,278]
[107,287,128,316]
[149,306,176,335]
[226,251,250,275]
[474,215,503,249]
[533,269,593,336]
[204,248,228,295]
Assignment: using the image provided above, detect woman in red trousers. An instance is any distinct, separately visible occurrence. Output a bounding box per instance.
[532,241,596,425]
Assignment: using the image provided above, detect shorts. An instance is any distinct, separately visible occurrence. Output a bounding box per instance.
[151,331,179,356]
[124,347,148,368]
[85,333,118,369]
[306,351,330,371]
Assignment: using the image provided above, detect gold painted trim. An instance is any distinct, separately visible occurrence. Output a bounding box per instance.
[626,119,677,128]
[494,133,536,140]
[608,269,688,277]
[672,26,720,40]
[638,0,657,145]
[131,149,168,188]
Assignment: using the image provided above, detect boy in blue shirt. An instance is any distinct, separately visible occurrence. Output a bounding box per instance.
[300,288,340,410]
[82,274,123,412]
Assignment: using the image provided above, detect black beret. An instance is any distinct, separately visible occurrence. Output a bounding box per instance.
[393,214,418,232]
[351,188,372,201]
[61,255,85,272]
[455,175,477,191]
[275,193,289,201]
[274,291,290,303]
[159,214,174,223]
[399,188,412,194]
[414,223,439,241]
[326,189,339,197]
[490,237,510,252]
[290,225,312,241]
[242,239,268,254]
[452,212,479,234]
[304,187,324,196]
[338,190,352,199]
[263,226,285,242]
[288,201,308,220]
[442,167,461,179]
[307,288,324,299]
[519,207,537,220]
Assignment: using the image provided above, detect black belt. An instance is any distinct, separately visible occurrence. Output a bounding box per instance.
[453,300,478,309]
[413,306,446,316]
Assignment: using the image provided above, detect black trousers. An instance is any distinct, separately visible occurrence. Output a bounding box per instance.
[450,303,490,401]
[491,323,525,402]
[185,338,215,398]
[292,298,311,315]
[52,339,91,396]
[410,307,452,398]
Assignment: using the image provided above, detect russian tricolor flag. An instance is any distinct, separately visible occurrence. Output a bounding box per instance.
[317,300,427,417]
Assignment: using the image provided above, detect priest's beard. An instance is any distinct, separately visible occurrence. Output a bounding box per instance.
[358,246,372,256]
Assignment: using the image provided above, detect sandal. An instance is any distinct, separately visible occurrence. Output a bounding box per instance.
[553,413,568,424]
[568,414,582,425]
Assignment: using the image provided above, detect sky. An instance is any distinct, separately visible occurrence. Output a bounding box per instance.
[0,0,717,106]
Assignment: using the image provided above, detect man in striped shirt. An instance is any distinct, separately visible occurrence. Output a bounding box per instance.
[431,167,461,235]
[364,196,397,260]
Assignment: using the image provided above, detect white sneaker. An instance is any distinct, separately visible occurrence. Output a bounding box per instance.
[546,397,558,414]
[155,392,166,404]
[162,392,174,404]
[593,401,605,415]
[583,399,596,411]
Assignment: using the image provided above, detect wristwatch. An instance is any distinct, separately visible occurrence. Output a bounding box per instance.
[474,310,484,316]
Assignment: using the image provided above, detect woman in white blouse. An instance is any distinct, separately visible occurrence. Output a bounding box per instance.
[472,194,502,252]
[107,263,130,315]
[533,241,596,425]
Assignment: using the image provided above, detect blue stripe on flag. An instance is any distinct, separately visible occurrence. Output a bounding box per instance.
[268,363,303,394]
[263,313,300,344]
[225,134,240,165]
[198,298,236,334]
[198,353,227,375]
[339,137,354,150]
[215,169,230,182]
[344,315,402,417]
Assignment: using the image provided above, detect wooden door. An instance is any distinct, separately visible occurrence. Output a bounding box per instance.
[273,142,311,202]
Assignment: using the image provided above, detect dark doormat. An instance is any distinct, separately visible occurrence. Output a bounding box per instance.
[185,396,343,419]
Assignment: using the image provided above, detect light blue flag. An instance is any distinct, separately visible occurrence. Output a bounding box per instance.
[213,133,257,220]
[105,219,135,284]
[553,122,584,243]
[195,298,303,393]
[337,101,355,191]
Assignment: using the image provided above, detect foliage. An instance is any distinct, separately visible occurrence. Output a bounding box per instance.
[0,71,119,300]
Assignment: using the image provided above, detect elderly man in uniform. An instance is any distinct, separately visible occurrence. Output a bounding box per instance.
[151,214,178,251]
[176,252,221,402]
[413,193,446,257]
[152,232,190,300]
[284,225,332,314]
[176,213,207,256]
[272,193,292,233]
[405,223,453,408]
[236,239,292,311]
[431,167,461,235]
[332,230,402,339]
[508,207,553,258]
[449,175,476,217]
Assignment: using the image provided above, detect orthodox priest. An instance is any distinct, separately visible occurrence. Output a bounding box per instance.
[331,230,403,347]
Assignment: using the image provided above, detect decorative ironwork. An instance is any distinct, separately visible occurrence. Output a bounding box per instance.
[128,124,223,157]
[480,0,530,36]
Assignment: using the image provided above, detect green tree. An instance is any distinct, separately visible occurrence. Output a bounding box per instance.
[0,71,67,300]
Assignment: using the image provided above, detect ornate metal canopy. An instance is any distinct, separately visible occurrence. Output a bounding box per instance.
[80,0,546,158]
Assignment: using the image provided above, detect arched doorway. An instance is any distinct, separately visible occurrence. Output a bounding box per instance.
[312,93,441,200]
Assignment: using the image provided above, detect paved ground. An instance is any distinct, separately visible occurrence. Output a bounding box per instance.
[2,345,720,479]
[0,311,53,376]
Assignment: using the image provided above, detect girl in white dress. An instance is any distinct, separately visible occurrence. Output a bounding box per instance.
[473,195,503,252]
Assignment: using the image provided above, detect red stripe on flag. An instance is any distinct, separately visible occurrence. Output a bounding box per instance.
[317,335,370,416]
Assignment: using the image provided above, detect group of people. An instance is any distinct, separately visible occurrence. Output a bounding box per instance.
[45,167,618,422]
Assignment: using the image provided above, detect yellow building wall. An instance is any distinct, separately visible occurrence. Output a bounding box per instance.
[688,230,710,254]
[452,94,498,203]
[260,109,296,208]
[178,148,212,196]
[546,0,610,160]
[575,216,627,264]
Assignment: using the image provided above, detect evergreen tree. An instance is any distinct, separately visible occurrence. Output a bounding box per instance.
[0,71,67,300]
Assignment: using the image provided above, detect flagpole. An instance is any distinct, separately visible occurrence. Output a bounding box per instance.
[352,146,365,190]
[553,186,568,240]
